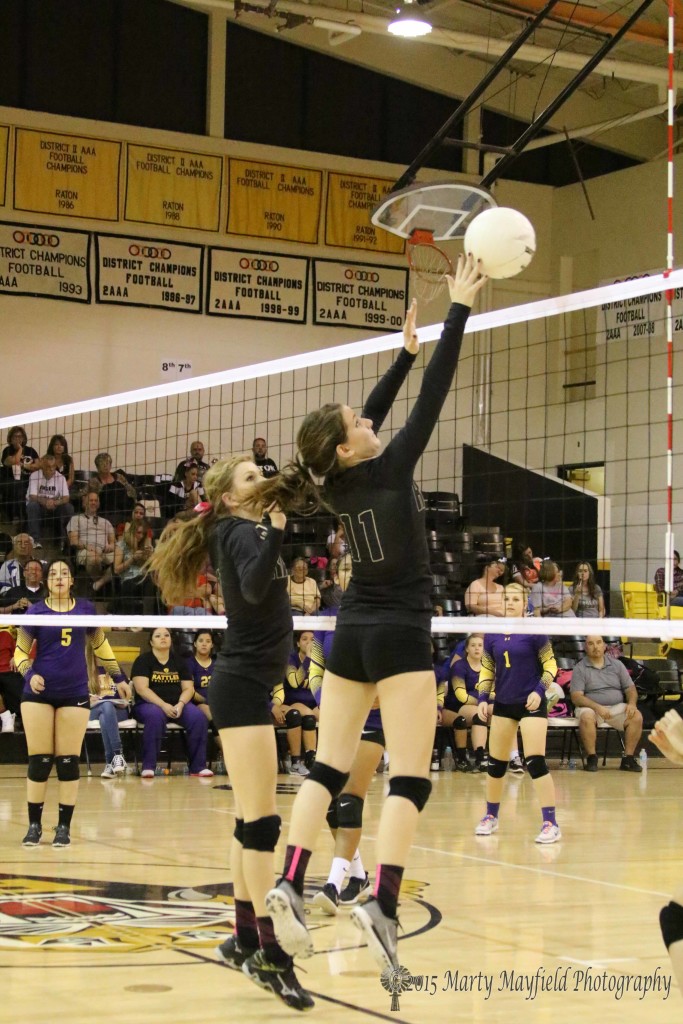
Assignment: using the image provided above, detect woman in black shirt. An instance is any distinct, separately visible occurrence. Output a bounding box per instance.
[1,426,40,525]
[264,255,486,972]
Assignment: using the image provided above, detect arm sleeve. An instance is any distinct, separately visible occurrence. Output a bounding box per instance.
[381,303,471,472]
[534,638,557,697]
[477,643,495,702]
[229,525,286,605]
[90,630,127,684]
[361,347,417,433]
[14,626,36,682]
[309,632,325,697]
[286,660,305,687]
[436,678,445,709]
[451,662,469,705]
[271,681,285,705]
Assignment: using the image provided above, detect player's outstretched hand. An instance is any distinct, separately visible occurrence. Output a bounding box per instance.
[651,726,683,765]
[446,253,487,309]
[655,709,683,756]
[403,298,419,355]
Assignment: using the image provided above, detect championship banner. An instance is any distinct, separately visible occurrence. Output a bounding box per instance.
[227,159,322,244]
[0,221,90,303]
[95,234,203,314]
[313,259,408,330]
[325,173,405,254]
[0,126,8,207]
[208,247,308,324]
[125,144,223,232]
[597,271,683,343]
[14,128,121,221]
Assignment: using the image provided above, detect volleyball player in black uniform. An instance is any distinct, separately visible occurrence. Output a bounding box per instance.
[149,458,315,1012]
[264,255,487,970]
[651,709,683,995]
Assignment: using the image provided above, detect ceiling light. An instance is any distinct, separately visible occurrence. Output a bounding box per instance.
[387,2,432,37]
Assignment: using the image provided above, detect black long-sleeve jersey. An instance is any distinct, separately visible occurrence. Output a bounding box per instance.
[326,301,470,629]
[209,516,292,661]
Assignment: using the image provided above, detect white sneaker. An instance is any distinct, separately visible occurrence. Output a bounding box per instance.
[101,763,116,779]
[535,821,562,844]
[509,756,525,775]
[140,769,155,779]
[292,761,309,776]
[111,753,127,775]
[475,813,499,836]
[0,711,16,733]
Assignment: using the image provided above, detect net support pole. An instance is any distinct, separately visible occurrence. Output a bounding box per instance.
[663,0,676,606]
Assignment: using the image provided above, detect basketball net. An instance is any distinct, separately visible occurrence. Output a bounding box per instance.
[407,229,453,302]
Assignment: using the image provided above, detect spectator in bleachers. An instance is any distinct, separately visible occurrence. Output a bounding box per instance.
[464,556,506,616]
[442,633,492,772]
[90,453,136,527]
[572,560,605,618]
[116,502,155,540]
[68,492,116,594]
[0,533,36,594]
[286,557,321,616]
[1,426,40,526]
[272,631,318,773]
[0,558,46,612]
[175,441,210,483]
[26,455,74,550]
[114,518,155,614]
[326,522,347,560]
[654,549,683,606]
[131,627,212,778]
[46,434,75,489]
[252,437,278,478]
[0,625,22,732]
[319,558,342,610]
[166,462,205,519]
[529,560,576,617]
[89,670,132,778]
[511,541,542,589]
[570,635,644,772]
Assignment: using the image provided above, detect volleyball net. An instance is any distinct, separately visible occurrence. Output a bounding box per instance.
[2,268,683,651]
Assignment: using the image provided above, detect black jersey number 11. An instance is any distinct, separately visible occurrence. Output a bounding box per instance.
[339,510,384,564]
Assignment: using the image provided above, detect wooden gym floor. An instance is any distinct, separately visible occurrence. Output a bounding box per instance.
[0,759,680,1024]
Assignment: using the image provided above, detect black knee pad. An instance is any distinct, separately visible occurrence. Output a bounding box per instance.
[326,799,339,831]
[55,754,80,782]
[337,793,364,829]
[473,714,488,728]
[307,760,349,798]
[285,708,302,729]
[234,817,244,844]
[487,756,508,779]
[454,716,467,731]
[27,754,54,783]
[301,714,317,732]
[388,775,432,812]
[525,755,548,779]
[242,814,281,853]
[660,901,683,949]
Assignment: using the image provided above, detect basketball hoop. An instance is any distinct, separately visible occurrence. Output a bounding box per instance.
[407,230,453,302]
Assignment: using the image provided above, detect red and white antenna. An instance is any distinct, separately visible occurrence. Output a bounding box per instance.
[664,0,676,604]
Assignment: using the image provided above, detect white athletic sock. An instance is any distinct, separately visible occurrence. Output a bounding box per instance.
[327,857,350,892]
[349,849,366,880]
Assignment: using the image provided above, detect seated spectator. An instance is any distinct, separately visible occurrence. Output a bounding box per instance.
[114,519,156,614]
[252,437,278,478]
[464,557,506,616]
[654,549,683,607]
[326,522,347,560]
[441,633,493,772]
[0,533,35,594]
[68,492,116,594]
[0,426,40,526]
[187,630,222,754]
[174,440,210,483]
[116,502,155,540]
[572,560,605,618]
[169,573,216,615]
[286,557,321,616]
[529,561,576,617]
[0,558,46,612]
[166,462,205,519]
[319,557,342,610]
[89,670,132,778]
[26,454,74,549]
[46,434,75,489]
[511,541,542,589]
[131,627,212,778]
[271,631,318,773]
[0,624,22,732]
[90,453,136,526]
[570,635,644,772]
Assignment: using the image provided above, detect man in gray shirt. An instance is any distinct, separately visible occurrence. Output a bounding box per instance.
[570,635,643,772]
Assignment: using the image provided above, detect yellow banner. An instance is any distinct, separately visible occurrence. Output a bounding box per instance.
[0,126,8,207]
[325,173,405,254]
[227,159,322,244]
[125,145,223,232]
[14,128,120,221]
